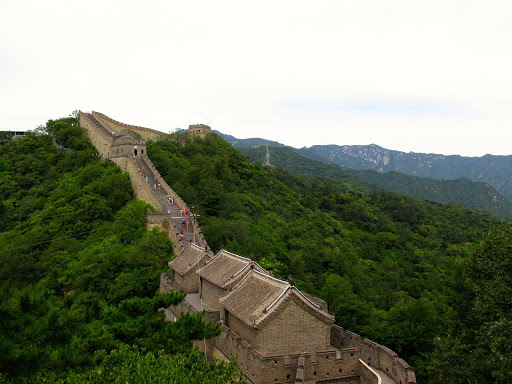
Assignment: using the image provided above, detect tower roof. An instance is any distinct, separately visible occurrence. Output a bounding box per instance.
[197,249,267,289]
[220,269,335,329]
[169,243,212,276]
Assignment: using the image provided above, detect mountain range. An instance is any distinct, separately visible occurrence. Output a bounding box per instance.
[214,131,512,218]
[302,144,512,201]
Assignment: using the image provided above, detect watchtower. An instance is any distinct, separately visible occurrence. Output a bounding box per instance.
[188,124,211,138]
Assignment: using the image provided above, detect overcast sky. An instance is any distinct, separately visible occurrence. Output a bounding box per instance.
[1,0,511,156]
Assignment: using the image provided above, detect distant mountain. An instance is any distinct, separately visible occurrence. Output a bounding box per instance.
[238,145,512,219]
[306,144,512,201]
[213,130,285,148]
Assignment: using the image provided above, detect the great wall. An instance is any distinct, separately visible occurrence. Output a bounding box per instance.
[79,111,417,384]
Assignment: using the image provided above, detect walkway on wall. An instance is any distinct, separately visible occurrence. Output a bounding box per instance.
[84,113,112,137]
[134,156,195,245]
[373,368,395,384]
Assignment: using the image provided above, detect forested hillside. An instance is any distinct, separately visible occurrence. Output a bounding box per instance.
[2,120,509,384]
[147,132,507,382]
[0,119,241,383]
[240,145,512,218]
[304,144,512,202]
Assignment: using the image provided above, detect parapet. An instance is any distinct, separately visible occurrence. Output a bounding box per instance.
[188,124,211,137]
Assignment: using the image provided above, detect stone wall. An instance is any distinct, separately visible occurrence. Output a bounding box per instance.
[175,271,200,293]
[146,212,183,254]
[92,111,168,141]
[140,153,210,252]
[226,311,258,349]
[188,124,211,137]
[109,138,146,159]
[110,157,162,211]
[330,325,417,384]
[79,111,112,157]
[214,325,361,384]
[359,360,380,384]
[201,279,227,311]
[256,300,331,356]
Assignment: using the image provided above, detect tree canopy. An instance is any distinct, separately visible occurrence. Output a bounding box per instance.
[147,132,505,381]
[0,118,241,383]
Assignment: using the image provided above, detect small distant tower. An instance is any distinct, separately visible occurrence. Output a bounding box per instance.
[188,124,211,138]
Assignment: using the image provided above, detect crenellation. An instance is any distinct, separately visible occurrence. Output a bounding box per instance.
[92,111,167,141]
[188,123,211,138]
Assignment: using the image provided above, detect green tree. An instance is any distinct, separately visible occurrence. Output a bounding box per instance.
[429,223,512,383]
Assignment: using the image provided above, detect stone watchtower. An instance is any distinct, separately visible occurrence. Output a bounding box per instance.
[188,124,211,138]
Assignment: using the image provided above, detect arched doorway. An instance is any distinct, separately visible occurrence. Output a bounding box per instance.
[134,149,138,156]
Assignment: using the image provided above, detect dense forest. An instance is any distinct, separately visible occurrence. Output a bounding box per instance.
[305,143,512,202]
[239,145,512,218]
[148,132,510,383]
[0,119,242,383]
[1,117,511,383]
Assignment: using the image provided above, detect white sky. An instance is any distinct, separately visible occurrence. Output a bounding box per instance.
[1,0,511,156]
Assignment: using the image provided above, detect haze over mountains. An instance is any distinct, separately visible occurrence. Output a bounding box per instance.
[214,130,512,218]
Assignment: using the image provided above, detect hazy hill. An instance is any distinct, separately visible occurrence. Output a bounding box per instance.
[213,130,285,148]
[306,144,512,201]
[215,132,512,202]
[239,145,512,218]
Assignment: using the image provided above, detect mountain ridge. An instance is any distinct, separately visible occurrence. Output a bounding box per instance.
[215,131,512,203]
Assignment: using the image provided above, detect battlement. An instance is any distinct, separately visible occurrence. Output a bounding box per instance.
[92,111,169,142]
[215,325,361,384]
[188,123,211,137]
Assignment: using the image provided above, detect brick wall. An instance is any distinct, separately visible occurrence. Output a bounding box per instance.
[92,111,167,142]
[256,300,330,356]
[110,157,162,211]
[140,154,210,252]
[360,339,381,368]
[226,311,257,348]
[200,279,227,311]
[359,360,380,384]
[214,326,361,384]
[79,112,112,157]
[329,325,416,383]
[146,212,183,254]
[174,272,201,293]
[109,139,146,159]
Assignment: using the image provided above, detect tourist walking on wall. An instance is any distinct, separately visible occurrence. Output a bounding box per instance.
[180,209,183,217]
[186,219,189,229]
